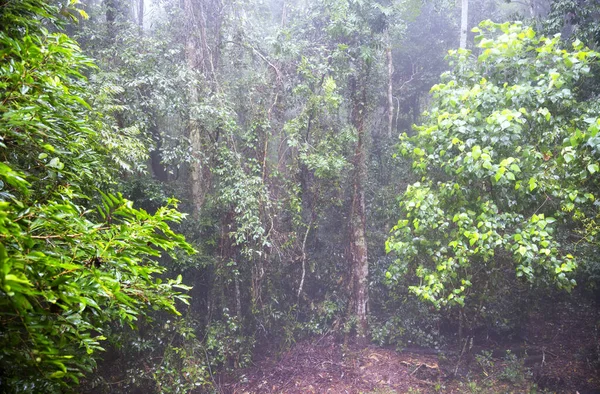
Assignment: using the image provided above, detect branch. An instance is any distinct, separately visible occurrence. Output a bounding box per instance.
[223,40,283,84]
[297,218,313,299]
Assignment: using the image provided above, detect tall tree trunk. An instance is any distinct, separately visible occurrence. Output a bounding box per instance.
[460,0,469,49]
[529,0,535,18]
[105,0,116,26]
[137,0,144,29]
[104,0,118,41]
[385,30,393,138]
[183,0,211,214]
[349,75,369,344]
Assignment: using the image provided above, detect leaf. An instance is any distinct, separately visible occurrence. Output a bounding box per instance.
[0,163,30,193]
[472,145,481,160]
[564,152,575,163]
[529,178,537,191]
[47,157,64,170]
[49,371,66,379]
[4,274,32,286]
[413,147,425,157]
[514,233,522,242]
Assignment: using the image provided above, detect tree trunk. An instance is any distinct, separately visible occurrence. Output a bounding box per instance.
[183,0,210,215]
[349,75,369,344]
[529,0,537,18]
[460,0,469,49]
[137,0,144,29]
[386,30,393,138]
[104,0,119,41]
[105,0,116,27]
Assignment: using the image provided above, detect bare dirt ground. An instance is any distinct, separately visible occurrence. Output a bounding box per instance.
[222,295,600,394]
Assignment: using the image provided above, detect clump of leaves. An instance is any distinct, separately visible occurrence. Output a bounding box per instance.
[499,351,529,384]
[475,350,494,376]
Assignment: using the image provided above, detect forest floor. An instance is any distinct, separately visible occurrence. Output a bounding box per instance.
[223,295,600,393]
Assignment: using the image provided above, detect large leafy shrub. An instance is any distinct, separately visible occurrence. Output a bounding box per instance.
[0,1,194,391]
[386,21,600,319]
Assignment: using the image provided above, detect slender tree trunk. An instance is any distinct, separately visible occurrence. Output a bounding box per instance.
[137,0,144,29]
[183,0,211,214]
[385,30,393,138]
[104,0,119,41]
[105,0,116,27]
[529,0,535,18]
[349,75,369,344]
[235,275,242,319]
[280,1,287,28]
[460,0,469,49]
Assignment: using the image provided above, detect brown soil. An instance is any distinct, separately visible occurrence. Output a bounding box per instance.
[222,295,600,394]
[225,337,442,393]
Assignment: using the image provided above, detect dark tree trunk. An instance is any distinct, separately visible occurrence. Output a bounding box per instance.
[105,0,116,26]
[149,124,169,182]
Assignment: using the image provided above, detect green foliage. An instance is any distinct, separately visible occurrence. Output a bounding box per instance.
[475,350,495,376]
[152,318,211,393]
[498,351,529,383]
[204,310,255,369]
[0,1,194,391]
[215,144,271,258]
[386,21,600,313]
[543,0,600,49]
[370,316,407,349]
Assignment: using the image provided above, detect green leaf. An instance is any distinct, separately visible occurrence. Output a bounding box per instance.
[514,233,522,242]
[564,152,575,163]
[49,371,66,379]
[47,157,64,170]
[472,145,481,160]
[0,163,30,193]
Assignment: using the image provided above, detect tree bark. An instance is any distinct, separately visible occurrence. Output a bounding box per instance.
[105,0,116,26]
[137,0,144,29]
[104,0,119,40]
[349,75,369,344]
[460,0,469,49]
[386,30,393,138]
[183,0,211,215]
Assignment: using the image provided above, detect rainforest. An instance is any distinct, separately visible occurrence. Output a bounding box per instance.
[0,0,599,392]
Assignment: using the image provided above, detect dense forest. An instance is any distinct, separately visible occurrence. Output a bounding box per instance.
[1,0,599,392]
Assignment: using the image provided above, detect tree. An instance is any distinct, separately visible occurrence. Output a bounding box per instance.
[386,21,599,330]
[0,1,194,391]
[460,0,469,48]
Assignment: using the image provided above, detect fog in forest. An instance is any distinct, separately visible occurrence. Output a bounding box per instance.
[1,0,599,392]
